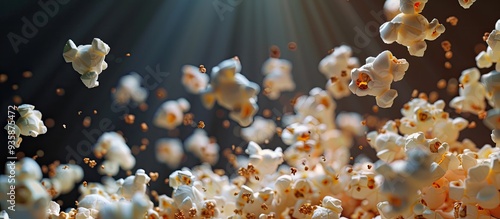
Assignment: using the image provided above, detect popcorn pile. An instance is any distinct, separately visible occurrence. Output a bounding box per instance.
[5,1,500,219]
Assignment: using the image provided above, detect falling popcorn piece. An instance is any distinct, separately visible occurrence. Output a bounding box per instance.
[184,129,220,165]
[116,169,151,200]
[262,58,295,100]
[155,138,184,169]
[200,57,260,126]
[348,50,409,108]
[383,0,400,20]
[240,116,276,144]
[380,1,445,57]
[153,98,190,130]
[449,68,487,115]
[62,38,110,88]
[182,65,209,94]
[458,0,477,9]
[319,45,359,99]
[113,73,149,105]
[4,104,47,148]
[94,132,136,176]
[476,19,500,72]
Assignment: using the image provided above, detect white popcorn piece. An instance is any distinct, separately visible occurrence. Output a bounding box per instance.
[113,73,149,105]
[63,38,110,88]
[476,20,500,72]
[312,196,343,219]
[94,132,135,176]
[240,116,276,144]
[50,164,84,195]
[116,169,151,200]
[405,132,449,163]
[383,0,400,20]
[185,129,219,165]
[98,193,152,219]
[262,58,295,100]
[380,13,445,57]
[0,211,9,219]
[459,0,477,9]
[155,138,184,169]
[349,50,409,108]
[78,188,111,210]
[172,185,204,213]
[182,65,210,94]
[201,57,260,126]
[281,116,325,167]
[245,141,284,178]
[450,68,487,115]
[13,104,47,138]
[153,98,191,130]
[482,70,500,108]
[319,45,359,99]
[399,0,428,14]
[290,88,336,129]
[336,112,366,136]
[431,116,468,144]
[169,170,195,189]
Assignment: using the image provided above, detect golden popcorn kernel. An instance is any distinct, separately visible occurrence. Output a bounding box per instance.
[411,89,418,97]
[198,121,205,129]
[83,181,87,187]
[446,16,458,26]
[149,172,159,182]
[0,74,7,83]
[45,118,55,128]
[429,91,439,103]
[468,121,476,128]
[372,105,379,113]
[56,88,65,96]
[288,42,297,51]
[358,145,363,150]
[418,92,428,101]
[298,203,316,215]
[88,160,97,168]
[83,158,90,164]
[188,208,197,217]
[155,88,167,100]
[141,138,150,145]
[222,120,230,128]
[199,65,206,73]
[355,73,371,90]
[437,79,447,89]
[12,84,18,90]
[441,41,451,51]
[444,61,452,69]
[140,144,147,151]
[445,51,453,59]
[125,53,131,57]
[82,116,91,128]
[124,114,135,124]
[22,71,33,78]
[12,95,22,104]
[140,122,148,132]
[483,32,490,42]
[269,45,280,58]
[100,165,105,169]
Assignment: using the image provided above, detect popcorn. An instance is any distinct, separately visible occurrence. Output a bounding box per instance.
[312,196,343,219]
[281,116,325,167]
[116,169,151,200]
[459,0,477,9]
[182,65,209,94]
[153,98,191,130]
[94,132,135,176]
[476,20,500,72]
[240,116,276,144]
[185,129,220,165]
[288,88,336,129]
[319,45,359,99]
[481,70,500,108]
[431,116,468,144]
[172,185,204,213]
[6,104,47,142]
[49,164,84,196]
[262,57,296,100]
[155,138,184,169]
[201,57,260,126]
[450,68,487,115]
[113,73,149,105]
[367,121,406,163]
[349,50,409,108]
[63,38,110,88]
[169,170,195,189]
[244,141,284,179]
[98,193,152,219]
[383,0,400,20]
[335,112,366,136]
[379,11,445,56]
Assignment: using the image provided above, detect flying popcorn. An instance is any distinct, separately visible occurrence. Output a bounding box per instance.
[182,65,209,94]
[336,112,366,136]
[348,50,409,108]
[476,19,500,72]
[383,0,400,20]
[98,193,154,219]
[94,132,136,176]
[201,57,260,126]
[240,116,276,144]
[262,57,295,100]
[43,164,84,197]
[244,141,284,180]
[367,120,406,163]
[380,14,445,56]
[155,138,184,169]
[458,0,477,9]
[450,68,487,114]
[4,104,47,148]
[153,98,190,130]
[116,169,151,200]
[0,158,50,219]
[286,87,337,129]
[113,73,149,105]
[319,45,359,99]
[184,129,220,165]
[62,38,110,88]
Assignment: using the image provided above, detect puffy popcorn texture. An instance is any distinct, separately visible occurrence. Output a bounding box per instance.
[5,2,500,219]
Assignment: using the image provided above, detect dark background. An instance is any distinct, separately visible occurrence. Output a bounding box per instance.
[1,0,499,209]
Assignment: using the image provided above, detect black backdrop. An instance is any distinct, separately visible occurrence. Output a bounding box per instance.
[1,0,499,210]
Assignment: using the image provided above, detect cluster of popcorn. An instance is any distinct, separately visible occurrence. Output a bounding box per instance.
[4,104,47,148]
[261,58,296,100]
[476,19,500,72]
[380,0,445,57]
